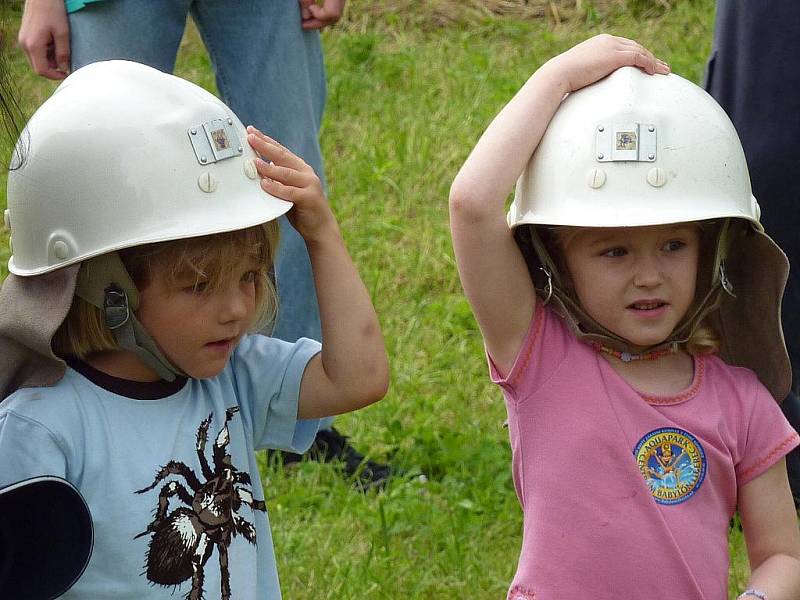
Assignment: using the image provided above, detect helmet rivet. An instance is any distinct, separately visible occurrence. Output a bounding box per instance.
[200,156,208,164]
[237,146,243,154]
[646,167,667,188]
[3,209,10,231]
[243,159,258,180]
[648,125,655,132]
[190,128,197,135]
[597,153,604,160]
[648,153,655,160]
[598,126,605,132]
[227,118,233,125]
[53,240,69,260]
[198,171,218,193]
[586,168,606,189]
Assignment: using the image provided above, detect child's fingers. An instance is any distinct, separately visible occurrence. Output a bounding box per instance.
[246,125,277,145]
[246,125,288,155]
[614,36,641,48]
[259,175,301,203]
[616,38,670,74]
[624,48,654,74]
[247,132,307,171]
[254,158,308,188]
[618,47,666,75]
[246,130,282,157]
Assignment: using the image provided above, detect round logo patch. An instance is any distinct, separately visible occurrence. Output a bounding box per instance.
[633,428,706,505]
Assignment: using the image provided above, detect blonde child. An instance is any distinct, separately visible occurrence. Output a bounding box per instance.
[449,35,800,599]
[0,60,388,599]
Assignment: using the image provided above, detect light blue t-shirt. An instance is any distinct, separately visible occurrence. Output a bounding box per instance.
[0,334,320,599]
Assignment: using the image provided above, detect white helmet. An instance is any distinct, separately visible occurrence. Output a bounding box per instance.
[2,61,290,383]
[509,67,790,401]
[509,67,760,230]
[6,60,290,276]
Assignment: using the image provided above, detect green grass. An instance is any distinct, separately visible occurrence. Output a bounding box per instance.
[2,1,796,597]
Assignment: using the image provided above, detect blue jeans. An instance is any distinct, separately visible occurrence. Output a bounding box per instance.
[69,0,332,430]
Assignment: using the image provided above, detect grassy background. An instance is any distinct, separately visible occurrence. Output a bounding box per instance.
[0,0,779,597]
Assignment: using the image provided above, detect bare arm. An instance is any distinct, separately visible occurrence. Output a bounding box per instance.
[247,127,389,419]
[449,34,669,374]
[738,458,800,599]
[18,0,70,80]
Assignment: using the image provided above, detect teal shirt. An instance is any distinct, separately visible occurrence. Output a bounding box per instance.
[65,0,105,13]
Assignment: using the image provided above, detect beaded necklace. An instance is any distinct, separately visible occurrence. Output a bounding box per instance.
[590,341,679,363]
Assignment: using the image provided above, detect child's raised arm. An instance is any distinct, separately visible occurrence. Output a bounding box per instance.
[248,128,389,419]
[449,34,668,374]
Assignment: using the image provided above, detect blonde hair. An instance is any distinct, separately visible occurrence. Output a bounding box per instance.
[52,223,280,359]
[541,224,722,356]
[684,323,720,357]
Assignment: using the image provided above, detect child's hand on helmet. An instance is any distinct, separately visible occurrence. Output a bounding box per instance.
[247,126,337,242]
[542,34,670,97]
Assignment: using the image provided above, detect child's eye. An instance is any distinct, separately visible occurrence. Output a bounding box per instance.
[185,280,208,294]
[602,247,627,258]
[663,240,686,252]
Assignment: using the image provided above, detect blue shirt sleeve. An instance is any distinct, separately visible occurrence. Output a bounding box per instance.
[228,334,321,453]
[0,410,69,488]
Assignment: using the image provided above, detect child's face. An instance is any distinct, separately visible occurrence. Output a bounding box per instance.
[560,223,700,348]
[135,260,261,379]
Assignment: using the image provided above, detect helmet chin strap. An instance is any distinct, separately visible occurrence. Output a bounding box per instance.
[74,253,185,382]
[526,220,736,355]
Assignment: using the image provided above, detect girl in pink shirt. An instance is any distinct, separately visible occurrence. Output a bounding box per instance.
[449,35,800,600]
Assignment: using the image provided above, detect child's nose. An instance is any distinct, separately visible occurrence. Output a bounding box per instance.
[632,254,663,288]
[218,285,251,322]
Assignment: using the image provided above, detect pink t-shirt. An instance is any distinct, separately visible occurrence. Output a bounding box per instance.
[490,306,799,600]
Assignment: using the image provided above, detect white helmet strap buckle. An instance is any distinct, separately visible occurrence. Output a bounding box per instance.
[540,266,553,304]
[75,253,185,382]
[103,285,130,330]
[114,315,182,382]
[719,261,736,297]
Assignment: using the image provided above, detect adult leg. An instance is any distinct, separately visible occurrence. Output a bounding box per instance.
[68,0,190,73]
[190,0,324,384]
[192,0,389,486]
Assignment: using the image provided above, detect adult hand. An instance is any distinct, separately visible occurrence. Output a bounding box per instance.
[18,0,71,80]
[299,0,346,30]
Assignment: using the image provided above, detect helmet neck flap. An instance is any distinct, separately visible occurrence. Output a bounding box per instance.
[74,253,184,382]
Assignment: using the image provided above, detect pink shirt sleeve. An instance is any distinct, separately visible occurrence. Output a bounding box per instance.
[487,305,576,401]
[734,373,800,486]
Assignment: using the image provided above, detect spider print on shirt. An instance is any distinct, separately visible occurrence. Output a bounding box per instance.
[134,407,265,600]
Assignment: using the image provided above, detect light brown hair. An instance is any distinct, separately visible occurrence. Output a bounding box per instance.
[52,223,279,359]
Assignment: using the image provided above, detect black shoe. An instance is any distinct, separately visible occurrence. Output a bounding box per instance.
[277,428,392,489]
